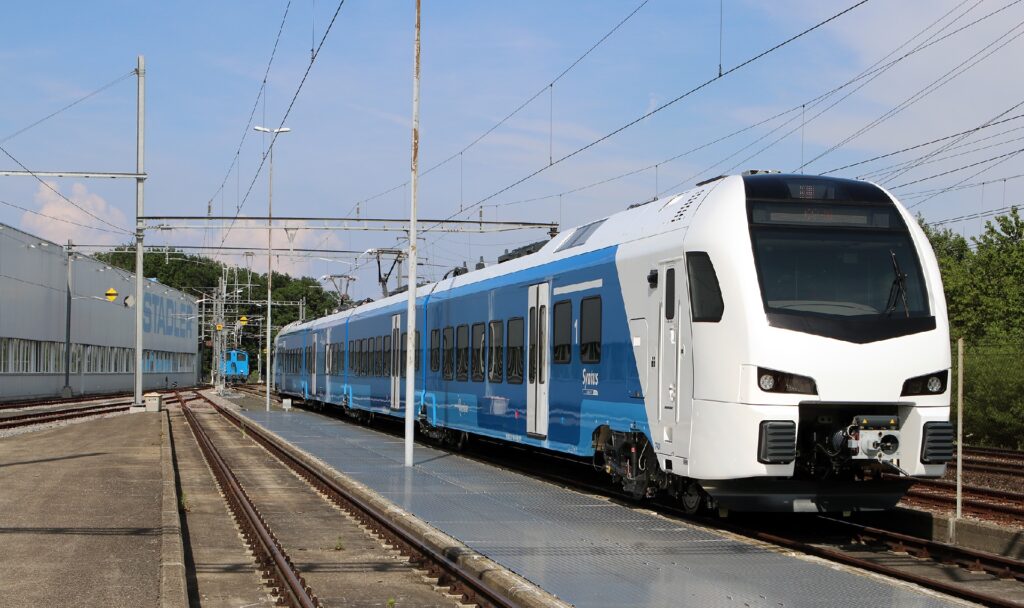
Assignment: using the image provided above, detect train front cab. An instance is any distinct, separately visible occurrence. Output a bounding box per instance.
[636,174,954,513]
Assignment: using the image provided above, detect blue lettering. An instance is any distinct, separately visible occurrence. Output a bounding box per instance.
[143,293,154,333]
[166,300,176,336]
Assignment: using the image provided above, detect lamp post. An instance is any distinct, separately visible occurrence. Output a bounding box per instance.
[254,125,290,412]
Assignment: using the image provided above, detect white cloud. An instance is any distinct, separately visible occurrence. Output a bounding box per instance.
[20,181,130,246]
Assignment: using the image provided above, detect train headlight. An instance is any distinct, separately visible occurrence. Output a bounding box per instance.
[901,370,948,396]
[756,367,817,395]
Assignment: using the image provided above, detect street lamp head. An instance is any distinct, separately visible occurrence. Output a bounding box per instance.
[254,125,291,134]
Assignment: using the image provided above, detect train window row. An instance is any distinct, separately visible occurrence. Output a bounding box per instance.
[424,295,601,384]
[277,295,602,382]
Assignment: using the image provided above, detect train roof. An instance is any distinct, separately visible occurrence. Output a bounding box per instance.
[280,176,742,337]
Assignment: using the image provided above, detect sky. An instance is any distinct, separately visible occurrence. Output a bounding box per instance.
[2,0,1023,301]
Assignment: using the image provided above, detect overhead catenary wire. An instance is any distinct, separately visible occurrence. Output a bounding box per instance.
[856,123,1024,180]
[502,0,979,209]
[0,70,135,144]
[204,0,292,215]
[899,173,1024,199]
[868,98,1024,183]
[427,0,872,232]
[926,201,1020,226]
[657,0,1001,191]
[796,4,1024,171]
[216,0,347,250]
[345,0,651,217]
[0,144,132,234]
[0,197,128,235]
[820,112,1024,175]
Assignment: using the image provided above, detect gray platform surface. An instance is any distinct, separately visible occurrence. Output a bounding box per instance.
[236,406,960,608]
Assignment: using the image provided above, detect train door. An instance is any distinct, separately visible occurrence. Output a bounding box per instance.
[657,261,693,455]
[390,314,401,409]
[527,283,550,437]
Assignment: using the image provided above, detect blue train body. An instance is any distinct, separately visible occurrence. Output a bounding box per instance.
[275,246,643,457]
[222,349,250,383]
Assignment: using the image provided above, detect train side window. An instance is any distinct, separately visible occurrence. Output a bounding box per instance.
[364,335,372,374]
[507,317,524,384]
[580,296,602,363]
[430,329,440,372]
[340,343,346,372]
[375,336,383,376]
[415,331,421,372]
[471,323,485,382]
[348,341,353,370]
[456,325,469,381]
[400,332,408,377]
[442,327,454,380]
[383,335,392,376]
[488,320,503,383]
[665,268,675,320]
[553,300,571,364]
[686,251,724,322]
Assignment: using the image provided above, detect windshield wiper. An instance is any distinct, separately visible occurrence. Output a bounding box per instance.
[884,249,910,318]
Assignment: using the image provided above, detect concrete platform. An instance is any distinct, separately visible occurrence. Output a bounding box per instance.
[0,411,187,607]
[230,402,966,608]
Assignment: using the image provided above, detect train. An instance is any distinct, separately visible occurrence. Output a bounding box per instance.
[221,349,250,384]
[274,172,954,513]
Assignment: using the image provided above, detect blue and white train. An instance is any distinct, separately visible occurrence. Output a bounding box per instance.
[274,172,954,513]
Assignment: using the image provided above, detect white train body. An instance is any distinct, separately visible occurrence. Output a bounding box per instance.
[614,173,951,510]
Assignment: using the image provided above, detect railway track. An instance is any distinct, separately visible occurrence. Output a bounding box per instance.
[0,402,133,430]
[183,390,524,608]
[236,391,1024,608]
[902,477,1024,522]
[179,393,320,608]
[0,392,198,431]
[0,386,196,411]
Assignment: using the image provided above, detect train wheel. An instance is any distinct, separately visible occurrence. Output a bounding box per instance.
[454,431,469,451]
[680,482,705,515]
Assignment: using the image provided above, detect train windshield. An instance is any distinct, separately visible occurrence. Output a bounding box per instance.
[745,175,935,343]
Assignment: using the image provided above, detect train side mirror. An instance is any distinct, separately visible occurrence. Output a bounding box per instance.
[647,269,658,289]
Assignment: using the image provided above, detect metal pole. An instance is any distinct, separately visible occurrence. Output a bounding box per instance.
[266,138,274,412]
[404,0,421,468]
[134,54,146,406]
[62,240,73,397]
[956,337,964,521]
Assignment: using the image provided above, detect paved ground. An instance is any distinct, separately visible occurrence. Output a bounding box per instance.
[0,412,164,607]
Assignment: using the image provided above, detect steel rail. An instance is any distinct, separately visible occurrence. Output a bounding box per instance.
[0,403,131,429]
[824,517,1024,582]
[179,393,318,608]
[0,386,196,411]
[0,401,131,423]
[197,391,521,608]
[964,446,1024,459]
[953,460,1024,476]
[734,523,1023,608]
